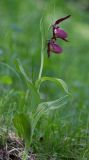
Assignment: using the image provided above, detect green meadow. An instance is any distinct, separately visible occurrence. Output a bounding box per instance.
[0,0,89,159]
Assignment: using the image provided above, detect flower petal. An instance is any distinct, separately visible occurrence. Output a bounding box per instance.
[54,27,68,41]
[50,40,62,54]
[55,15,71,25]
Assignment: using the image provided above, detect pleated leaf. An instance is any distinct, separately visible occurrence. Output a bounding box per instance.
[36,76,69,94]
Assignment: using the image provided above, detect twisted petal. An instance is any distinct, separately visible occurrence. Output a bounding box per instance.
[55,15,71,25]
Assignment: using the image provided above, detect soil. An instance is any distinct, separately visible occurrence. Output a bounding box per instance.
[0,132,36,160]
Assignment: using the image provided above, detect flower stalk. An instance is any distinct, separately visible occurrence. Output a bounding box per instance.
[38,17,44,81]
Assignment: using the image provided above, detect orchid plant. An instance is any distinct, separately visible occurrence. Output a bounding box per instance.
[12,15,71,160]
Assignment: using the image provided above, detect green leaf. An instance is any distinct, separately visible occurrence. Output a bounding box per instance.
[32,95,68,133]
[32,105,45,133]
[13,113,32,150]
[38,95,68,112]
[48,95,68,110]
[36,76,69,94]
[17,59,40,109]
[16,59,32,84]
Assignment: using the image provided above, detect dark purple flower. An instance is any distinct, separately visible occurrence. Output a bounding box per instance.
[53,15,71,41]
[47,15,71,57]
[53,26,68,42]
[47,39,62,57]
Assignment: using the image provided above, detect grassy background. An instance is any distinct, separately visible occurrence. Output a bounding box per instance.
[0,0,89,159]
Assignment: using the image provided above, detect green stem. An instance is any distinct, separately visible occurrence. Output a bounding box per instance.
[22,150,28,160]
[38,17,44,80]
[38,36,44,80]
[22,137,32,160]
